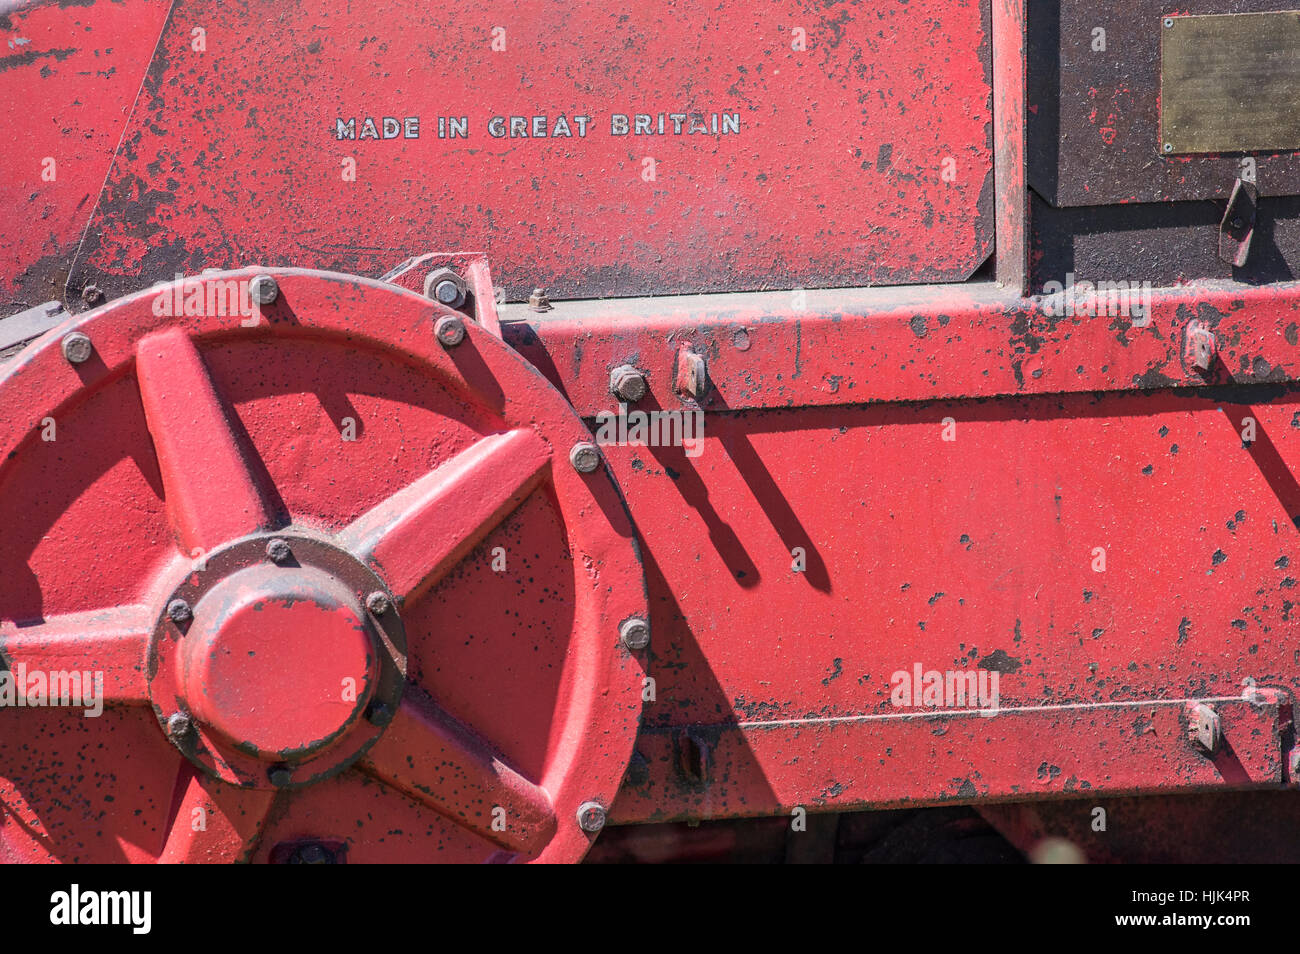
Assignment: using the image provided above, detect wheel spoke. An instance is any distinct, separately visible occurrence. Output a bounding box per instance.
[157,765,276,863]
[137,329,277,553]
[0,606,152,705]
[358,688,556,855]
[339,429,551,604]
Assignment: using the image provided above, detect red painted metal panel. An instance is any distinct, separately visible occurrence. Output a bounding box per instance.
[65,0,994,304]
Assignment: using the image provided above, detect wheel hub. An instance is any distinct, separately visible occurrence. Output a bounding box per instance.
[182,566,379,759]
[148,532,407,789]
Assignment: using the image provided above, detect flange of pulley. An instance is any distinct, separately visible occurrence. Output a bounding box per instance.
[0,268,648,863]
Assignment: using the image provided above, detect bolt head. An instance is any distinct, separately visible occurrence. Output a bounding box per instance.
[425,268,468,309]
[528,287,553,313]
[61,332,93,365]
[569,442,601,474]
[620,616,651,651]
[249,274,279,305]
[80,285,104,307]
[266,538,292,564]
[268,765,293,787]
[610,364,648,403]
[293,843,331,864]
[435,314,466,347]
[167,598,193,625]
[166,711,194,742]
[366,590,391,616]
[576,800,606,833]
[365,701,393,727]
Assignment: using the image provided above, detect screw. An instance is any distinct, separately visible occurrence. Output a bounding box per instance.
[425,268,468,309]
[366,591,390,616]
[166,711,194,744]
[167,598,193,625]
[266,538,292,563]
[249,274,279,305]
[609,364,648,403]
[1164,17,1174,27]
[435,314,465,348]
[620,616,651,651]
[528,287,553,313]
[268,764,293,787]
[60,331,93,364]
[569,442,601,473]
[80,285,104,307]
[365,701,393,727]
[576,800,606,833]
[1163,142,1173,153]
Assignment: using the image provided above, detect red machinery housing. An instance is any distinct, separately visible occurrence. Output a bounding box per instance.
[2,0,1300,863]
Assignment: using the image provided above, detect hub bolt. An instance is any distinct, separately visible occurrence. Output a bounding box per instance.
[366,591,391,616]
[167,598,193,625]
[249,274,279,305]
[266,538,292,564]
[435,315,466,348]
[166,711,194,744]
[620,616,651,650]
[569,442,601,474]
[576,800,607,833]
[61,332,93,365]
[268,764,293,787]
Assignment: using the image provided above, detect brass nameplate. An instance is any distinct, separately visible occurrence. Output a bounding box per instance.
[1161,11,1300,155]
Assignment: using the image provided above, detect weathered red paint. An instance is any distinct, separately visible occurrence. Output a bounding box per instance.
[0,269,648,862]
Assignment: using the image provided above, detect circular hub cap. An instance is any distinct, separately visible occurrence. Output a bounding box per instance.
[182,566,378,759]
[148,532,407,789]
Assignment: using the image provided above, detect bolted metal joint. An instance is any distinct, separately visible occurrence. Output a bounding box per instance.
[265,537,293,564]
[61,332,93,365]
[609,364,648,403]
[619,616,650,651]
[166,711,195,747]
[249,274,279,305]
[425,268,468,309]
[1186,702,1222,755]
[435,314,466,348]
[675,347,708,402]
[569,441,601,473]
[365,590,391,616]
[166,598,193,625]
[528,287,553,313]
[576,800,606,833]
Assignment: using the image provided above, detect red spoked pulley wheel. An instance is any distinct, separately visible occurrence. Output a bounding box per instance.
[0,268,647,863]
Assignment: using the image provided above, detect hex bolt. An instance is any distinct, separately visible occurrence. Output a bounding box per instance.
[1186,702,1222,754]
[80,285,105,307]
[266,537,292,564]
[569,442,601,474]
[609,364,648,403]
[425,268,468,309]
[268,764,293,787]
[366,590,391,616]
[576,800,606,833]
[528,287,553,313]
[60,331,93,365]
[167,598,193,625]
[249,274,279,305]
[166,711,194,744]
[620,616,651,651]
[435,314,466,348]
[365,701,393,727]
